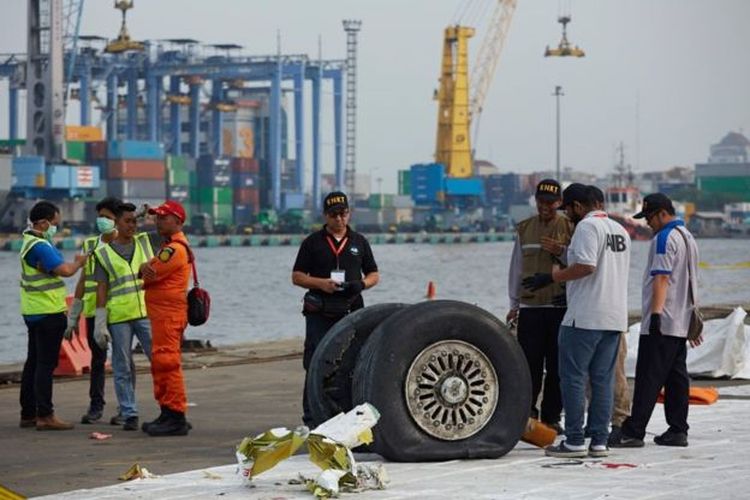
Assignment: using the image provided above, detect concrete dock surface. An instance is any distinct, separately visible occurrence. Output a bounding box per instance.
[1,340,749,499]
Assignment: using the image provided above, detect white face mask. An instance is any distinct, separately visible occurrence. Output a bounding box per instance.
[42,221,58,241]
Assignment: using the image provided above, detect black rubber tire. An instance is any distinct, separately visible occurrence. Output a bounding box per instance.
[306,302,410,427]
[352,300,531,462]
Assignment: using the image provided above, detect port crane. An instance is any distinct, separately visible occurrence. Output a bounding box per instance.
[434,0,517,178]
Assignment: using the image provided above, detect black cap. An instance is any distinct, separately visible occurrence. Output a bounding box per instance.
[559,183,588,210]
[535,179,562,200]
[634,193,674,219]
[323,191,349,213]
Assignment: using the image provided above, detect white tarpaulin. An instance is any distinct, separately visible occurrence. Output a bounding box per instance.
[626,307,750,379]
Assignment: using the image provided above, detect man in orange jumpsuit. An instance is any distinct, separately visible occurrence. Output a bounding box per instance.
[138,200,192,436]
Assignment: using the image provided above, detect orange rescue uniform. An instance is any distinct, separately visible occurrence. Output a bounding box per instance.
[143,231,191,414]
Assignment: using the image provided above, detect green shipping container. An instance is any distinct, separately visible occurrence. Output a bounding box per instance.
[699,176,750,197]
[0,138,26,148]
[368,193,394,209]
[398,169,411,195]
[195,187,233,205]
[198,203,233,225]
[167,155,190,186]
[66,141,86,162]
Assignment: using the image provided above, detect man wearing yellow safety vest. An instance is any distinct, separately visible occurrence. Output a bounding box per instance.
[64,197,121,424]
[19,201,87,430]
[92,202,161,431]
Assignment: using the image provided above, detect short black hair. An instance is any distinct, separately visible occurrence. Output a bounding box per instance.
[95,196,122,214]
[29,201,59,223]
[116,202,137,217]
[585,185,605,205]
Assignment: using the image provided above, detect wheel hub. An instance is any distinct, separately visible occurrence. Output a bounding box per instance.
[405,340,499,441]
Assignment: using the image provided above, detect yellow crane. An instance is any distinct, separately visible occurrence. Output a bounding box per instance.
[434,0,517,178]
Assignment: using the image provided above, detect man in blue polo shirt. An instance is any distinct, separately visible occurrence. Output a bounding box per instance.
[19,201,87,430]
[611,193,702,448]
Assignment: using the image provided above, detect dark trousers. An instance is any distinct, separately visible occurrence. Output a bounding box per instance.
[302,313,341,426]
[85,316,108,412]
[622,334,690,439]
[20,313,66,418]
[517,307,566,424]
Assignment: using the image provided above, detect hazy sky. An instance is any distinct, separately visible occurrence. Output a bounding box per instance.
[1,0,748,191]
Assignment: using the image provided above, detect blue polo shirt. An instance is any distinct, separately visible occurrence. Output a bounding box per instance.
[23,239,65,322]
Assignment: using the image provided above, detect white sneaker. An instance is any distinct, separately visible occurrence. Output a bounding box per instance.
[589,444,610,458]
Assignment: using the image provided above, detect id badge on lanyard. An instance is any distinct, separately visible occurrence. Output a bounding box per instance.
[326,236,348,284]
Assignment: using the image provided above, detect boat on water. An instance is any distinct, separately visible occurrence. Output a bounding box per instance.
[605,143,651,241]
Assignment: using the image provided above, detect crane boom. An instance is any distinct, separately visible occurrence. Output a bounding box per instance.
[469,0,517,119]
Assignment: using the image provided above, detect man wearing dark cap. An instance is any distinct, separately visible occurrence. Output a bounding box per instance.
[292,191,380,426]
[525,184,631,458]
[138,200,194,436]
[611,193,702,449]
[507,179,573,433]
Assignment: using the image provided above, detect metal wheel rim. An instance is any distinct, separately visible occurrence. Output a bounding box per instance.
[404,339,498,440]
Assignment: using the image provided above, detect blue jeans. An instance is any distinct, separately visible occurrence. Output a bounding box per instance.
[110,318,152,418]
[558,325,620,447]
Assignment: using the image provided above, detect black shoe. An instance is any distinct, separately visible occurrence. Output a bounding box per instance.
[109,413,124,426]
[147,410,190,437]
[123,416,139,431]
[654,430,688,447]
[81,408,103,424]
[609,431,645,448]
[141,407,168,433]
[544,440,588,458]
[607,426,622,447]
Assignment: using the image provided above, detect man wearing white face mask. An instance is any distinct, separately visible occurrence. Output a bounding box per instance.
[66,197,122,424]
[19,201,88,430]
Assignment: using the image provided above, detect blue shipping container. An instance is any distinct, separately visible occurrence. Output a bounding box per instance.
[234,205,254,224]
[282,192,305,210]
[445,177,484,196]
[108,140,165,160]
[12,156,47,188]
[410,163,445,205]
[46,165,72,189]
[233,171,258,189]
[44,165,101,190]
[197,155,231,187]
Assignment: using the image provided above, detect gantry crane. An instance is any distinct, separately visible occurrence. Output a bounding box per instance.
[434,0,517,178]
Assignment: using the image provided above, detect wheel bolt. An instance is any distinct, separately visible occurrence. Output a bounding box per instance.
[482,397,488,403]
[433,421,439,426]
[484,384,489,390]
[477,409,483,415]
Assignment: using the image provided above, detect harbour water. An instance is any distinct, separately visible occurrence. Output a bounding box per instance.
[1,239,748,364]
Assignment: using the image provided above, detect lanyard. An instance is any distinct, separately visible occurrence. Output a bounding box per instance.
[326,235,348,269]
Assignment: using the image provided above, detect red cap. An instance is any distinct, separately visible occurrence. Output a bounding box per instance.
[148,200,186,223]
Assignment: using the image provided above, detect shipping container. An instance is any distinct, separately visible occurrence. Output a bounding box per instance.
[108,179,166,199]
[11,156,46,188]
[234,187,260,211]
[282,192,305,210]
[65,141,86,162]
[398,169,411,195]
[108,140,165,160]
[233,171,258,189]
[197,155,232,187]
[108,160,166,180]
[168,186,189,199]
[410,163,445,206]
[195,186,233,205]
[698,176,750,196]
[368,193,395,209]
[198,203,233,225]
[234,204,254,224]
[46,165,72,189]
[45,165,100,190]
[230,157,260,173]
[86,141,107,162]
[445,177,484,196]
[0,155,12,191]
[65,125,103,142]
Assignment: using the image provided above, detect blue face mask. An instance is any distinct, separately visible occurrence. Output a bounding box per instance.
[43,222,58,241]
[96,216,116,234]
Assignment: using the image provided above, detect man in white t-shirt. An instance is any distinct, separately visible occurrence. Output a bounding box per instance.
[525,184,631,458]
[611,193,702,449]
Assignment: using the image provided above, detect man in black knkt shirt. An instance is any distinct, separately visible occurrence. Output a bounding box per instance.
[292,191,379,426]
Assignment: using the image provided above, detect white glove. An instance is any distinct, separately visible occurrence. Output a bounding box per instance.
[93,308,111,350]
[64,298,84,341]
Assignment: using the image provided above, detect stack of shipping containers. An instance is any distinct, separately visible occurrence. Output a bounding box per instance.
[410,163,445,207]
[231,157,260,225]
[195,155,233,226]
[104,141,167,210]
[166,155,195,223]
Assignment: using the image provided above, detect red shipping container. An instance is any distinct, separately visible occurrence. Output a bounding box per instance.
[231,157,259,174]
[86,141,107,161]
[107,160,166,180]
[234,187,259,211]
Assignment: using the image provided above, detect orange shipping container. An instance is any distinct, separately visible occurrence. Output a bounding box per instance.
[65,126,103,142]
[107,160,166,180]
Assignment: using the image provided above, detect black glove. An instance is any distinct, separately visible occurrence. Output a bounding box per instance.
[339,280,365,297]
[551,293,567,307]
[522,273,554,292]
[649,313,662,335]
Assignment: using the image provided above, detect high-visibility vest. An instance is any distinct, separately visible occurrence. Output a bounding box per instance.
[82,236,99,318]
[94,233,154,324]
[19,233,67,315]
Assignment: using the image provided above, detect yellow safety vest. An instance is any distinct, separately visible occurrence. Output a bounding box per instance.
[19,233,67,315]
[94,233,154,324]
[82,236,99,318]
[516,214,573,306]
